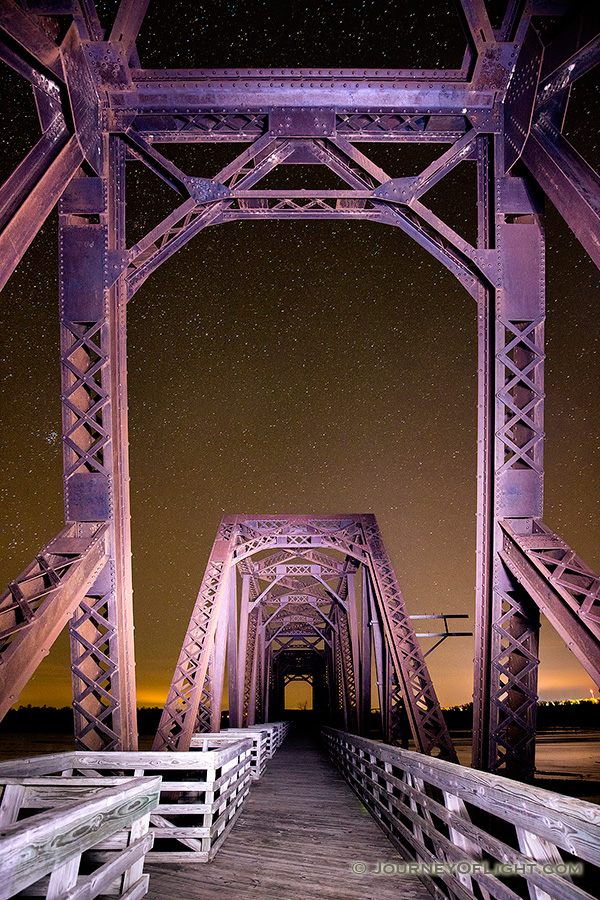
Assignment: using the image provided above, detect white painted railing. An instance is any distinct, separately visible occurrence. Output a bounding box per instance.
[190,721,291,780]
[0,742,253,863]
[323,727,600,900]
[0,775,160,900]
[191,729,269,779]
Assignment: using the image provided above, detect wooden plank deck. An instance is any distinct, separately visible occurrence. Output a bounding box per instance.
[145,728,430,900]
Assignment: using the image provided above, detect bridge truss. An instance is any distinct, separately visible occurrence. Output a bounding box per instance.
[0,0,599,779]
[152,515,458,761]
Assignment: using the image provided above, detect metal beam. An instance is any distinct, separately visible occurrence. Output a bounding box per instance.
[500,519,600,686]
[522,122,600,270]
[60,142,138,751]
[109,0,151,61]
[472,131,545,780]
[539,5,600,90]
[0,0,63,80]
[110,77,495,115]
[0,523,107,722]
[0,134,82,291]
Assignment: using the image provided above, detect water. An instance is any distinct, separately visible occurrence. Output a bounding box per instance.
[0,732,155,761]
[451,730,600,779]
[2,730,599,790]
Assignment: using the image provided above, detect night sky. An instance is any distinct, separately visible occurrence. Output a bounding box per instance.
[0,2,598,712]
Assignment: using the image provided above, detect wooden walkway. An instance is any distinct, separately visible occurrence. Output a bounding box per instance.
[145,728,430,900]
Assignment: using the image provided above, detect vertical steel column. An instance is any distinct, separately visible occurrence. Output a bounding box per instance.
[338,604,358,732]
[473,133,495,773]
[274,660,284,719]
[254,613,266,723]
[346,573,362,731]
[360,565,372,734]
[385,643,407,747]
[333,607,349,730]
[227,569,240,727]
[195,658,212,733]
[237,574,250,725]
[244,607,259,726]
[209,595,228,732]
[473,134,545,779]
[59,135,137,750]
[366,569,386,734]
[326,640,337,722]
[263,642,272,722]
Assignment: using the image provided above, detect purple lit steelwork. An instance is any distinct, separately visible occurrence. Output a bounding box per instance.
[0,1,599,778]
[152,515,457,762]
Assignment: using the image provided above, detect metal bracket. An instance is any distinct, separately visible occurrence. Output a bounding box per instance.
[105,249,130,288]
[84,41,133,90]
[269,108,336,138]
[373,178,415,203]
[184,177,231,203]
[472,43,519,93]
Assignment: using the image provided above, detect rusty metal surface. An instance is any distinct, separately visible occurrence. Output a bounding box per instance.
[0,0,599,781]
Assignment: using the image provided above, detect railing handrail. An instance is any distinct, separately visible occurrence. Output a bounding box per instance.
[323,727,600,863]
[0,775,160,900]
[323,727,599,900]
[0,742,254,776]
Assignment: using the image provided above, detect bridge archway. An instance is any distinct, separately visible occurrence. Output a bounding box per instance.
[0,1,599,782]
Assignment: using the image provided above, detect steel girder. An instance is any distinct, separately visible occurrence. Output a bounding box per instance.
[58,138,138,751]
[471,128,547,779]
[500,519,600,687]
[154,514,456,759]
[1,1,600,777]
[0,0,149,748]
[0,523,107,721]
[514,6,600,269]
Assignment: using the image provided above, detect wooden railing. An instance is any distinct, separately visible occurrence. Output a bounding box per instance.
[190,721,291,780]
[191,730,269,780]
[0,742,253,863]
[0,775,160,900]
[322,727,600,900]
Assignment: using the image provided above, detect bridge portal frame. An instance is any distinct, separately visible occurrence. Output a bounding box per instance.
[0,0,599,779]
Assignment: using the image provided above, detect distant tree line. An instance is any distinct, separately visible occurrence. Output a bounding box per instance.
[0,706,163,734]
[442,700,600,731]
[1,700,599,735]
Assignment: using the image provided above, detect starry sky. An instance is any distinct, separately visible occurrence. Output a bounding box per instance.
[0,2,599,713]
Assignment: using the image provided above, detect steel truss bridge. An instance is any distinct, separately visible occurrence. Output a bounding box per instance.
[1,0,600,788]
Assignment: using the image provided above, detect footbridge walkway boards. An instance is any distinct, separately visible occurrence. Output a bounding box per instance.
[145,729,428,900]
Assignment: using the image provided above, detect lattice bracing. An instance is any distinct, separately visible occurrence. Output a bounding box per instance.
[500,519,600,691]
[70,590,121,750]
[496,317,545,476]
[153,526,233,750]
[61,322,110,480]
[0,523,107,723]
[362,515,457,761]
[487,569,540,780]
[242,608,259,728]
